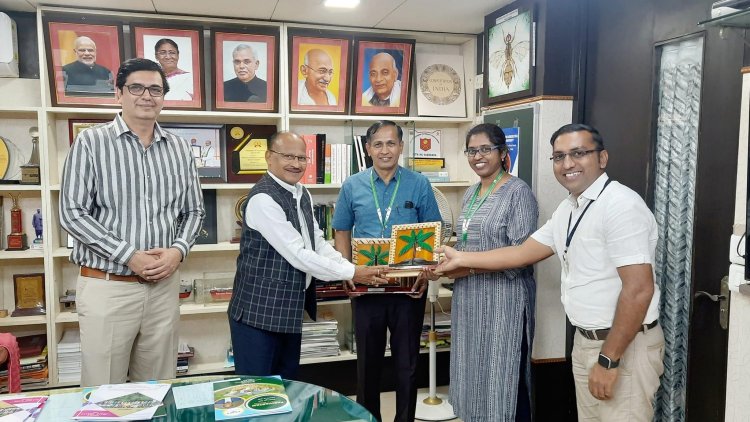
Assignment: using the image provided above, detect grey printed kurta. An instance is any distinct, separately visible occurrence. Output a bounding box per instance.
[450,176,538,421]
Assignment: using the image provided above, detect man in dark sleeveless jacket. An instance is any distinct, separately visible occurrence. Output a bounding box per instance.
[228,131,387,379]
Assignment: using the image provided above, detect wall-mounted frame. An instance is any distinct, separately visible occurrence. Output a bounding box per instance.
[43,16,123,107]
[68,119,108,145]
[389,222,441,267]
[132,24,204,110]
[483,1,535,105]
[351,238,391,266]
[353,37,415,116]
[212,27,279,112]
[161,123,226,183]
[288,29,351,114]
[224,124,277,183]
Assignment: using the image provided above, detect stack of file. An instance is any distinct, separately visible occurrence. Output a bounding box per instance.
[420,311,452,350]
[57,329,82,384]
[301,313,340,359]
[176,343,194,375]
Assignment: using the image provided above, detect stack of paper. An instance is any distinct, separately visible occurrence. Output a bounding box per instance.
[301,313,340,359]
[57,330,82,384]
[72,383,170,421]
[0,395,48,422]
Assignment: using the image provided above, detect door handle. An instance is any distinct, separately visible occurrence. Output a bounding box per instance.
[693,276,730,330]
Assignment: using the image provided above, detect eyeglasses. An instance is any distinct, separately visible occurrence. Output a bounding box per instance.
[269,149,309,164]
[464,145,501,157]
[124,84,165,97]
[549,149,602,162]
[304,65,334,76]
[156,50,178,57]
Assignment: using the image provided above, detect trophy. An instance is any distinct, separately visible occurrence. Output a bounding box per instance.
[19,127,40,185]
[30,208,43,250]
[231,194,248,244]
[6,193,29,251]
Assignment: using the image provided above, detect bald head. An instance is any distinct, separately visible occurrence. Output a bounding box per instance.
[266,131,308,185]
[369,52,398,100]
[74,36,97,66]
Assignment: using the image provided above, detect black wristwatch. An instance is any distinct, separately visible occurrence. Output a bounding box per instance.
[598,353,620,369]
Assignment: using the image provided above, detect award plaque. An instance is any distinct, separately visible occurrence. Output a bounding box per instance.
[224,124,276,183]
[6,193,28,251]
[231,194,248,244]
[11,273,46,317]
[19,127,41,185]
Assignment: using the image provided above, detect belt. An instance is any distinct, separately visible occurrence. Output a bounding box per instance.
[576,320,658,341]
[80,266,148,283]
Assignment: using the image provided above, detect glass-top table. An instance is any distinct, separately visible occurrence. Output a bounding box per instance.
[15,375,375,421]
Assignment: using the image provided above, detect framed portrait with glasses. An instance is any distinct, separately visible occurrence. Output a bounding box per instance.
[43,15,124,107]
[288,29,352,114]
[212,27,279,113]
[132,23,205,110]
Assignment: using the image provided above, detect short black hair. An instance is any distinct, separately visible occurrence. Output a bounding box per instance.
[115,58,170,94]
[154,38,179,53]
[366,120,403,143]
[465,123,506,149]
[549,123,605,149]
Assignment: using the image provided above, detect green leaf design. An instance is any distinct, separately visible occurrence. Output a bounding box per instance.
[375,245,388,265]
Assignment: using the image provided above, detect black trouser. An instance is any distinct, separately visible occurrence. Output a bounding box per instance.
[353,294,427,422]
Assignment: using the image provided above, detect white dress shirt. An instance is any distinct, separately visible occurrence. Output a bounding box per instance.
[245,172,355,287]
[297,80,337,106]
[531,173,660,330]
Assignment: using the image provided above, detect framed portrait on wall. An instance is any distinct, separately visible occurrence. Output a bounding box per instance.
[68,119,108,145]
[132,24,204,110]
[161,123,226,183]
[353,37,415,116]
[483,1,535,105]
[43,16,123,107]
[288,29,351,114]
[211,27,279,112]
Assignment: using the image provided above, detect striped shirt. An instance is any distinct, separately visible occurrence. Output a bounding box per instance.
[60,114,205,275]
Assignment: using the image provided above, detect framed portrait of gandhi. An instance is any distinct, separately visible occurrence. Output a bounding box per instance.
[353,37,415,116]
[132,23,205,110]
[43,15,123,107]
[288,28,351,115]
[212,27,279,113]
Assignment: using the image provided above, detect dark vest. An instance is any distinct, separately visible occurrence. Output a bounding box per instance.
[227,174,317,333]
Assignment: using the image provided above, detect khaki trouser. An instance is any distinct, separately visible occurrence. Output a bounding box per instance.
[572,324,665,421]
[77,272,180,387]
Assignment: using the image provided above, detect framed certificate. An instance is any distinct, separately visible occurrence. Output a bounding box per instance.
[224,124,277,183]
[12,273,46,317]
[161,123,226,183]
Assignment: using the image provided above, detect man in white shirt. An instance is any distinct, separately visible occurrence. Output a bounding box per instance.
[227,131,388,379]
[436,123,664,421]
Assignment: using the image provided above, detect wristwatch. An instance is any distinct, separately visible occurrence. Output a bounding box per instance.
[598,352,619,369]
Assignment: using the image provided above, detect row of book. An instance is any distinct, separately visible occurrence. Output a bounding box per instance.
[313,203,335,241]
[0,333,49,392]
[176,343,195,375]
[57,329,82,384]
[316,279,348,301]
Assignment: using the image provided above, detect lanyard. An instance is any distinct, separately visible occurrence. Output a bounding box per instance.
[460,169,504,247]
[370,168,401,237]
[564,178,613,260]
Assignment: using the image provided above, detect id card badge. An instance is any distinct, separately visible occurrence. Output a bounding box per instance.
[562,252,570,274]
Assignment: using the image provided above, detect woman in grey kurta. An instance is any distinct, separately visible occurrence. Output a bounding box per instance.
[447,123,538,421]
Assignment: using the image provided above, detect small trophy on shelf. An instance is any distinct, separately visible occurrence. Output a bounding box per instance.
[20,127,41,185]
[231,194,248,244]
[31,208,43,250]
[6,193,28,251]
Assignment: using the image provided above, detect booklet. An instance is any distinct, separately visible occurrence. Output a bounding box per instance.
[0,395,48,422]
[213,376,292,420]
[72,383,170,421]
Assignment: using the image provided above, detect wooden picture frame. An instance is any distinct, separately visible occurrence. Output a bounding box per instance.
[43,16,123,107]
[68,119,108,145]
[483,1,535,105]
[224,124,277,183]
[288,29,351,114]
[212,27,279,112]
[12,273,46,317]
[161,123,226,183]
[353,37,415,116]
[132,23,205,110]
[351,238,391,266]
[389,222,441,267]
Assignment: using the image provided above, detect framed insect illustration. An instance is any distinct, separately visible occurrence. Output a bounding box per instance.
[351,238,391,266]
[483,1,535,105]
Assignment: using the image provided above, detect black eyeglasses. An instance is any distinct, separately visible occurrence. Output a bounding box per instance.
[269,149,309,164]
[464,145,501,157]
[550,149,602,162]
[124,84,165,97]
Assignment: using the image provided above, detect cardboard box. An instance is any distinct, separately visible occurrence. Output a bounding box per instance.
[0,12,19,78]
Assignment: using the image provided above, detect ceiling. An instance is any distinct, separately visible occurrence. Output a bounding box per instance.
[0,0,509,34]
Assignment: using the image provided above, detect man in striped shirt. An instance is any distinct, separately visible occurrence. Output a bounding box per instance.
[60,58,205,387]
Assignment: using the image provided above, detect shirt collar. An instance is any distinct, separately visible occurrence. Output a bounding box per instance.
[267,170,302,195]
[113,114,166,144]
[566,172,609,208]
[371,166,402,184]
